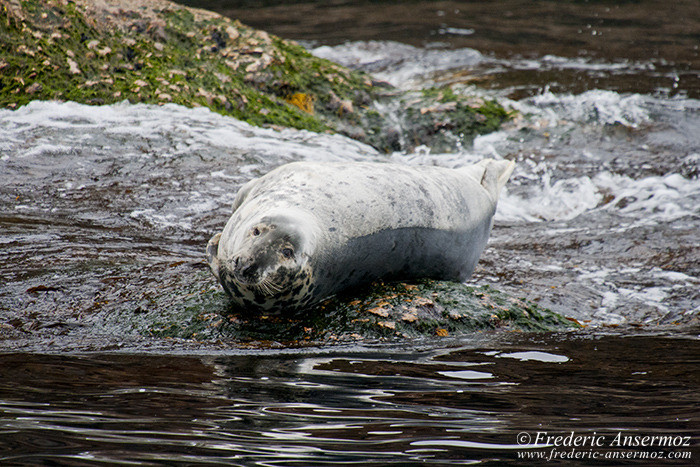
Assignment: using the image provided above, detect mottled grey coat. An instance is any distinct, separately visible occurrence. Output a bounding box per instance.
[207,159,514,312]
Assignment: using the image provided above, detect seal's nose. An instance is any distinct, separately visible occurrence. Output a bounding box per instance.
[240,262,256,277]
[233,256,257,280]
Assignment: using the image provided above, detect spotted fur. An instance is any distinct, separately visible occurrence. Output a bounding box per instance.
[207,160,514,313]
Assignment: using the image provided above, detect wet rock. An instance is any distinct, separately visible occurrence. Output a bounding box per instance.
[139,273,579,345]
[0,0,511,152]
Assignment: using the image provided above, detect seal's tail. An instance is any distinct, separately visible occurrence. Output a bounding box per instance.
[462,159,515,200]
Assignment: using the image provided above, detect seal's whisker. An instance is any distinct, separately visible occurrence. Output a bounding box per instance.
[253,281,267,295]
[254,276,283,296]
[263,277,283,294]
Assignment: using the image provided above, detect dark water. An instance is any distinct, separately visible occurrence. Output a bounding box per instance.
[182,0,700,99]
[2,331,698,465]
[2,0,699,464]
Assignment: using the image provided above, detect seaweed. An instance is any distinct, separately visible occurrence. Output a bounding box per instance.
[133,272,579,346]
[1,0,513,152]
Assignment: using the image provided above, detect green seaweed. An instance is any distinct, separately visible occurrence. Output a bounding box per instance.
[0,0,351,132]
[125,272,579,346]
[1,0,513,151]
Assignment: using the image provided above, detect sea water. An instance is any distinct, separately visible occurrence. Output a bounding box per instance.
[1,0,698,464]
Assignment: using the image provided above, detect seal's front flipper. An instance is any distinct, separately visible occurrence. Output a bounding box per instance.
[206,233,222,280]
[231,179,257,213]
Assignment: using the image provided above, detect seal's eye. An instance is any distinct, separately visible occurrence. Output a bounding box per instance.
[281,248,294,259]
[252,227,261,236]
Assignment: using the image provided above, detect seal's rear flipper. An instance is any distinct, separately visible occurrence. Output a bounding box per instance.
[490,159,516,194]
[206,233,222,280]
[463,159,515,201]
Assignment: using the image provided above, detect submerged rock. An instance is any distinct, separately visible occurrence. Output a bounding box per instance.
[0,0,511,151]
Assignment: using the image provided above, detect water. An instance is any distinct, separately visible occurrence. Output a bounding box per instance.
[194,0,700,99]
[1,332,698,465]
[1,0,699,464]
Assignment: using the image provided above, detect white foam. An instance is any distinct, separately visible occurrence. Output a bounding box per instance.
[312,41,484,88]
[438,27,475,36]
[129,198,219,230]
[595,172,700,226]
[513,54,655,74]
[0,100,379,164]
[497,174,601,222]
[525,90,650,128]
[130,209,187,230]
[493,163,699,224]
[651,269,699,284]
[472,131,510,159]
[20,143,74,159]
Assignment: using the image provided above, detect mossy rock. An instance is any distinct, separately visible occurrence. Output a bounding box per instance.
[132,271,579,346]
[1,0,512,152]
[381,87,513,152]
[0,0,370,132]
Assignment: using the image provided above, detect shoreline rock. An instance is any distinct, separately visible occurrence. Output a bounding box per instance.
[141,274,581,344]
[0,0,511,151]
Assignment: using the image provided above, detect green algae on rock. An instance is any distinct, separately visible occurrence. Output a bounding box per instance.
[138,273,579,345]
[387,87,513,153]
[308,279,580,341]
[0,0,370,133]
[1,0,511,151]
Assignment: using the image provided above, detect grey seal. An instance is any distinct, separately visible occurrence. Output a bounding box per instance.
[207,159,515,312]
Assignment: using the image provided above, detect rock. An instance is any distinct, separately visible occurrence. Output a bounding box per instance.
[138,273,580,344]
[0,0,511,152]
[25,82,42,94]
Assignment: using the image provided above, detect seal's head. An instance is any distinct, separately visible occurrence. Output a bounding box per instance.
[207,210,318,311]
